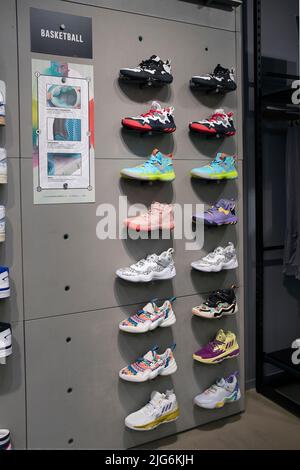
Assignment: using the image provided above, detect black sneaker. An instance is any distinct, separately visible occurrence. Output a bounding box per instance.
[189,109,236,137]
[191,64,237,93]
[120,55,173,84]
[192,288,237,319]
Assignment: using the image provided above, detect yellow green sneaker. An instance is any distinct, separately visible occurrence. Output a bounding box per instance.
[191,153,238,180]
[121,149,175,181]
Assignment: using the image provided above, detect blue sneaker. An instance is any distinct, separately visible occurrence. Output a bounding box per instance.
[0,267,10,299]
[191,153,238,180]
[121,149,175,181]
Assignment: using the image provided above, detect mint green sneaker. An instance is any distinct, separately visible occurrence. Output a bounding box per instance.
[121,149,175,181]
[191,153,238,180]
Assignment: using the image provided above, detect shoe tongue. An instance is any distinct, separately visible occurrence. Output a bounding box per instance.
[143,302,155,314]
[144,349,156,361]
[215,108,225,115]
[150,391,163,403]
[216,378,226,387]
[151,201,161,210]
[149,55,161,62]
[216,198,231,210]
[151,101,162,111]
[216,329,226,342]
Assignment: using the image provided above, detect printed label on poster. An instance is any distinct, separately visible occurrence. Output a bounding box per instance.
[32,59,95,204]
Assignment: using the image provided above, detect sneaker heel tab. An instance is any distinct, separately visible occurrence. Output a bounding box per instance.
[169,296,176,303]
[152,344,159,352]
[170,342,176,352]
[228,112,234,118]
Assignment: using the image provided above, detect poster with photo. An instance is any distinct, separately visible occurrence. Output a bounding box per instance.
[32,59,95,204]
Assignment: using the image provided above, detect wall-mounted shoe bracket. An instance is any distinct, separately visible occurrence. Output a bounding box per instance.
[204,0,242,7]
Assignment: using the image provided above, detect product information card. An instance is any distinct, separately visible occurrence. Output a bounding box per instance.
[32,59,95,204]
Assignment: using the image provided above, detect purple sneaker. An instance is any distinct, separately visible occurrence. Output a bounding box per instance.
[193,329,240,364]
[193,198,237,226]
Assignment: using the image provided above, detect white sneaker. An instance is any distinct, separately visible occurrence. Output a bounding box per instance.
[116,248,176,282]
[0,323,12,359]
[0,267,10,298]
[119,345,177,382]
[0,148,7,184]
[0,429,12,450]
[119,297,176,333]
[0,81,5,126]
[191,242,238,272]
[194,371,241,409]
[0,206,5,242]
[125,390,179,431]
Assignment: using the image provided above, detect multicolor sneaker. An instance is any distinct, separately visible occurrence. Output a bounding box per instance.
[192,287,238,319]
[121,149,175,181]
[124,202,174,232]
[193,329,240,364]
[119,298,176,333]
[119,345,177,382]
[189,109,236,137]
[191,242,238,272]
[116,248,176,282]
[190,64,237,94]
[193,199,237,226]
[0,81,6,126]
[0,148,7,184]
[191,153,238,180]
[125,390,179,431]
[0,430,12,450]
[194,372,241,409]
[122,101,176,133]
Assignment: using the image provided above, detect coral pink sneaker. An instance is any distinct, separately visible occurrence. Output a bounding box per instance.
[125,202,174,232]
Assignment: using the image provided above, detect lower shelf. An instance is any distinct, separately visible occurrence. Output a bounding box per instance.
[264,349,300,379]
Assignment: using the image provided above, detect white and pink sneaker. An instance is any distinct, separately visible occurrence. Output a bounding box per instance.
[124,202,174,232]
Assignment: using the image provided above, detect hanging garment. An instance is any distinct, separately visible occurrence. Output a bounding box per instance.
[283,124,300,279]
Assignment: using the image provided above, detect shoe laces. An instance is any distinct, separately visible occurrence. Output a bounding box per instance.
[214,64,228,76]
[133,254,157,268]
[206,290,230,307]
[208,111,226,122]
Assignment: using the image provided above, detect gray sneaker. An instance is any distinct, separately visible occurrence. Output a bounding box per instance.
[116,248,176,282]
[191,242,238,272]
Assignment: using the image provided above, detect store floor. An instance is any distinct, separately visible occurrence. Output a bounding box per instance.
[136,389,300,450]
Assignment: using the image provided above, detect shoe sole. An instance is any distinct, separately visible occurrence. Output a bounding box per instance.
[121,172,176,182]
[0,176,7,184]
[119,314,176,333]
[0,288,10,299]
[122,123,176,134]
[192,304,238,319]
[191,260,238,272]
[193,348,240,364]
[119,360,178,382]
[126,407,180,431]
[192,218,237,226]
[190,171,238,180]
[126,222,175,232]
[116,269,176,283]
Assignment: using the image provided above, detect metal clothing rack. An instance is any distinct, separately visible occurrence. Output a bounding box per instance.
[253,0,300,416]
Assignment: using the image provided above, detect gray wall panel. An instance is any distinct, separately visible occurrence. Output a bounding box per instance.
[21,158,242,319]
[25,294,244,449]
[63,0,236,31]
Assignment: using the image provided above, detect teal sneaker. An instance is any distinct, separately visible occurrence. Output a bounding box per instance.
[121,149,175,181]
[191,153,238,180]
